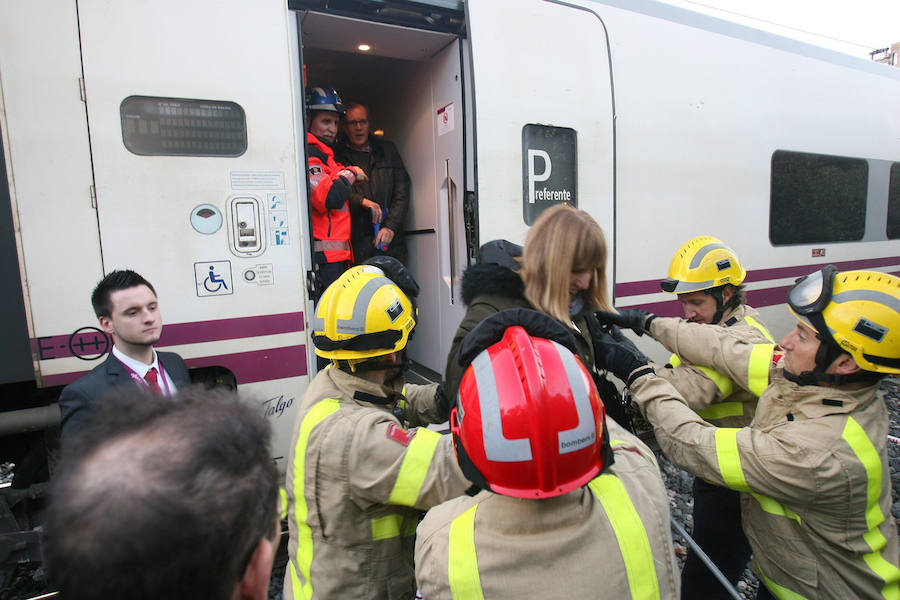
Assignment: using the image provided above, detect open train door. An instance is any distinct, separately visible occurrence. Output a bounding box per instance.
[402,34,470,376]
[465,0,616,283]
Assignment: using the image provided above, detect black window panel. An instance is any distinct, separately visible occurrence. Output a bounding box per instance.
[888,163,900,239]
[120,96,247,157]
[769,150,867,245]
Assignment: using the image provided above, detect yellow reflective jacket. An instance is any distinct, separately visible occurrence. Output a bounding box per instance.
[652,304,773,427]
[414,419,680,600]
[284,368,471,600]
[632,318,900,600]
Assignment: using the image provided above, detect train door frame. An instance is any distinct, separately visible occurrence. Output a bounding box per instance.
[291,7,475,376]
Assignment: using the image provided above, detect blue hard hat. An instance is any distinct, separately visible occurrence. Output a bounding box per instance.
[306,86,345,114]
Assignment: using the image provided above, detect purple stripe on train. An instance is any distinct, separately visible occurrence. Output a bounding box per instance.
[614,256,900,300]
[32,312,304,362]
[626,272,900,315]
[41,344,308,387]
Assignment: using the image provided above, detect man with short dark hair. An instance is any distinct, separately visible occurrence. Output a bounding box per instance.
[336,102,411,264]
[45,389,280,600]
[58,269,190,442]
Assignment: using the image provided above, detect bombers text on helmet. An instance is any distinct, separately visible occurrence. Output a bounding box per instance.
[311,265,416,362]
[452,309,613,499]
[306,85,345,114]
[787,267,900,378]
[661,235,746,294]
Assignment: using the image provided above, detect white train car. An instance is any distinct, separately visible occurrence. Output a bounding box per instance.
[1,0,898,470]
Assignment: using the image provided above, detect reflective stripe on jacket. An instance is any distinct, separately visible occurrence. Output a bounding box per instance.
[630,327,900,600]
[284,368,470,600]
[414,419,680,599]
[653,305,773,427]
[307,132,352,264]
[648,315,776,402]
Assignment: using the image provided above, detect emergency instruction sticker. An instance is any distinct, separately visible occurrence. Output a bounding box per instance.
[230,171,285,190]
[266,193,290,246]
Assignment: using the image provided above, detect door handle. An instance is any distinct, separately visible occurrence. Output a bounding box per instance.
[228,195,264,256]
[445,158,456,305]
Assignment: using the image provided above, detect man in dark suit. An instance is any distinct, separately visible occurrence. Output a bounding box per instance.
[58,270,190,443]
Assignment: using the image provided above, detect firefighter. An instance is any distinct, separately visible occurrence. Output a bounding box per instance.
[283,257,470,600]
[604,235,773,597]
[305,85,367,297]
[596,267,900,599]
[415,309,679,599]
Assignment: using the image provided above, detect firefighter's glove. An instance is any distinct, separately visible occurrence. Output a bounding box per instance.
[606,325,650,361]
[434,383,451,421]
[594,328,654,387]
[596,308,657,337]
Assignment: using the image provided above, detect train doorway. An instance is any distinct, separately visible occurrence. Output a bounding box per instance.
[296,8,472,375]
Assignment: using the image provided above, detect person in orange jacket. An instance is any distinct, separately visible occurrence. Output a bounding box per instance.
[305,85,366,298]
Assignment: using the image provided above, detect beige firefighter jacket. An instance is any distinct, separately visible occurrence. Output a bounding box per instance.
[284,367,471,600]
[414,419,680,599]
[651,304,773,427]
[631,317,900,599]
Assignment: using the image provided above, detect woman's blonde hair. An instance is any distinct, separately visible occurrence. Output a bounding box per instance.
[521,204,612,323]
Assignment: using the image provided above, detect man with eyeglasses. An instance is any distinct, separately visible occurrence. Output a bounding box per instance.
[597,267,900,599]
[336,102,411,264]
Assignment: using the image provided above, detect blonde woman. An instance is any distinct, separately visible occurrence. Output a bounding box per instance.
[444,204,621,419]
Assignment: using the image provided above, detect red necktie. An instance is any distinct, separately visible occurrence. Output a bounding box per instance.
[144,367,162,396]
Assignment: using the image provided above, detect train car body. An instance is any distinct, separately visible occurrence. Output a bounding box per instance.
[0,0,898,470]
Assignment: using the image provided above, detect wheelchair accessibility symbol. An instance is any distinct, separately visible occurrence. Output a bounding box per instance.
[194,261,234,297]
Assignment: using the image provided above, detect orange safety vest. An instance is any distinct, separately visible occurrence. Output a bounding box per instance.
[307,132,352,264]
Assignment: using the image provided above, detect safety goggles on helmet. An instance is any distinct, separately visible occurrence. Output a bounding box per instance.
[787,265,838,322]
[785,267,900,379]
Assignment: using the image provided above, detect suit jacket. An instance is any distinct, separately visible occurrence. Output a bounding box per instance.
[58,351,190,442]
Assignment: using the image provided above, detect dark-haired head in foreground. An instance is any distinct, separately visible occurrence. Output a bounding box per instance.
[46,388,279,600]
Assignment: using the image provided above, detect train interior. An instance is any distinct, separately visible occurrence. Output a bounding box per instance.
[296,8,472,379]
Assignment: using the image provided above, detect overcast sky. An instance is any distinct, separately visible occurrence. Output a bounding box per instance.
[657,0,899,59]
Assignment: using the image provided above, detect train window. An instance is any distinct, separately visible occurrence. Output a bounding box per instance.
[120,96,247,157]
[769,150,867,245]
[888,163,900,239]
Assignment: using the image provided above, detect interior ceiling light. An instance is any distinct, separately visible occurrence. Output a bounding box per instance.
[373,129,384,137]
[358,44,371,52]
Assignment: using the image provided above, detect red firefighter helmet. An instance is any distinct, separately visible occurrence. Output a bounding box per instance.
[451,324,610,499]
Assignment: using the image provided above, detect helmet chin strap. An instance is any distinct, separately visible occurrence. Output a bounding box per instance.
[338,350,410,380]
[784,311,876,387]
[708,287,727,324]
[783,367,877,387]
